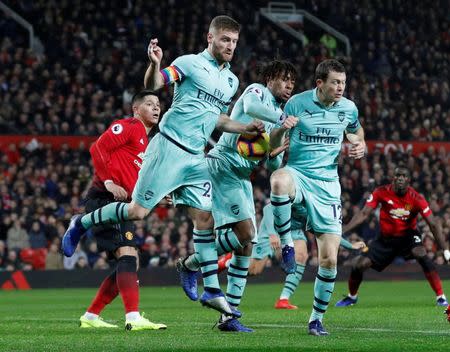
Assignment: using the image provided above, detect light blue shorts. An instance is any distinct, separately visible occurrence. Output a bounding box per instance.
[132,133,212,211]
[207,156,256,231]
[284,165,342,236]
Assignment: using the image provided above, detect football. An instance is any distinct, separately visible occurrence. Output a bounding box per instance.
[236,132,270,161]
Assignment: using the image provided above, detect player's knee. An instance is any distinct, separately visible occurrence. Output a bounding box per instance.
[235,243,253,257]
[117,255,137,272]
[194,212,213,230]
[353,256,371,272]
[233,220,255,246]
[270,170,292,194]
[416,255,435,273]
[295,251,308,265]
[238,230,255,247]
[248,260,263,276]
[411,246,427,258]
[320,258,337,269]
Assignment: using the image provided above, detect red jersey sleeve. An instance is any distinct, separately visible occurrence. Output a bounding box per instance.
[90,121,131,182]
[365,188,381,209]
[416,194,432,218]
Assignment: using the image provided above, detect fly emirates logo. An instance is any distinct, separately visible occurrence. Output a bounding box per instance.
[134,152,145,168]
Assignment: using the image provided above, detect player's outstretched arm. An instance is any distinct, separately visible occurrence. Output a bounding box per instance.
[423,214,450,262]
[264,135,289,172]
[144,38,165,91]
[342,205,373,234]
[243,92,298,129]
[216,114,265,134]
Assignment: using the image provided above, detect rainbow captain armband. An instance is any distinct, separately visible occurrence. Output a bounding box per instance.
[160,65,185,85]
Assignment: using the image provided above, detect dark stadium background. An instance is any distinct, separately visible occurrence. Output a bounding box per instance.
[0,0,448,279]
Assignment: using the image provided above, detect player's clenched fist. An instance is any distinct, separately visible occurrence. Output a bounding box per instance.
[147,38,163,64]
[281,116,298,130]
[244,120,265,134]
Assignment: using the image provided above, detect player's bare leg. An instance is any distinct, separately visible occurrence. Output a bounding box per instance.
[411,246,448,306]
[276,239,308,309]
[336,255,372,307]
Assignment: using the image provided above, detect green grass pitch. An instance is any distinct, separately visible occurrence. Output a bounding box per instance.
[0,281,449,351]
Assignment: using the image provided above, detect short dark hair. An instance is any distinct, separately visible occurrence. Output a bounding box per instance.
[315,59,345,81]
[209,15,240,33]
[394,165,410,176]
[131,90,158,106]
[259,60,297,85]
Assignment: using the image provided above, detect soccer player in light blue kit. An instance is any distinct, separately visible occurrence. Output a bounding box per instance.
[249,204,366,309]
[269,59,366,336]
[62,16,264,318]
[177,61,299,332]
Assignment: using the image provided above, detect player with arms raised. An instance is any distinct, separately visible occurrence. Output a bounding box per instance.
[63,15,264,317]
[336,166,450,307]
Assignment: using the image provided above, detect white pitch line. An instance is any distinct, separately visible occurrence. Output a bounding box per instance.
[239,323,450,335]
[2,319,450,336]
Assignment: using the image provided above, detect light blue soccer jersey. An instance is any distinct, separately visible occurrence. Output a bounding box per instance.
[159,50,239,153]
[284,88,360,181]
[208,83,283,175]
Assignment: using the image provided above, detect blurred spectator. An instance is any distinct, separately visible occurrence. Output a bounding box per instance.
[6,219,29,251]
[0,0,448,270]
[0,240,7,268]
[63,244,88,270]
[28,221,47,249]
[45,242,64,270]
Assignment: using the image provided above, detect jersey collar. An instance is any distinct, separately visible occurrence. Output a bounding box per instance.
[200,49,231,70]
[265,86,282,107]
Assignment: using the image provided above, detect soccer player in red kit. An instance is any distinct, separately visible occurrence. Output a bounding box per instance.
[77,90,167,331]
[335,166,450,307]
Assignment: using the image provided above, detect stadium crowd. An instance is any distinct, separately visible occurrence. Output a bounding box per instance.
[0,141,448,271]
[0,0,449,270]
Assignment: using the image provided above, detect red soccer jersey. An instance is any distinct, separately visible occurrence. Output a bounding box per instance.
[90,117,148,199]
[365,185,432,237]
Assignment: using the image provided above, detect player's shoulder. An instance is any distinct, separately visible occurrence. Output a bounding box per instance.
[338,96,358,111]
[289,89,313,103]
[245,83,265,96]
[228,70,239,83]
[109,117,141,132]
[171,54,198,73]
[407,187,426,201]
[174,53,198,63]
[374,184,390,195]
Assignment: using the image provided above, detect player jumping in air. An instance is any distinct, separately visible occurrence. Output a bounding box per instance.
[269,59,366,336]
[177,60,299,332]
[63,16,264,318]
